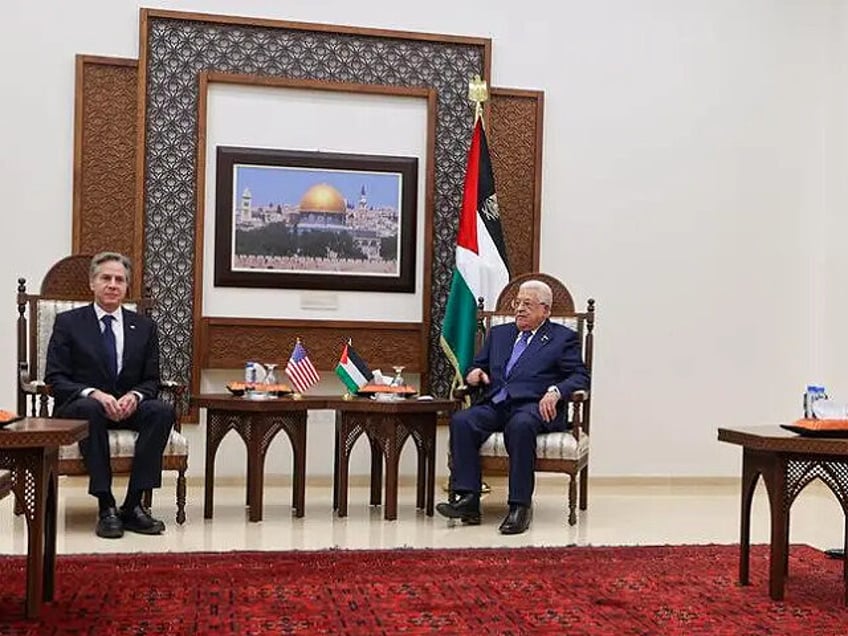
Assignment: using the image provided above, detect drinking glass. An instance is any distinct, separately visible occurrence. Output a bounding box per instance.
[390,365,405,388]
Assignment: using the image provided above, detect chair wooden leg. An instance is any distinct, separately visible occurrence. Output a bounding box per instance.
[13,468,24,516]
[567,475,577,525]
[176,469,186,525]
[579,465,589,511]
[142,490,153,509]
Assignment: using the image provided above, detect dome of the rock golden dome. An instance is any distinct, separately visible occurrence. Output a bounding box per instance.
[298,183,346,214]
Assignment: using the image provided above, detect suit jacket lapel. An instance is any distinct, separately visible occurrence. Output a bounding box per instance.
[120,307,137,375]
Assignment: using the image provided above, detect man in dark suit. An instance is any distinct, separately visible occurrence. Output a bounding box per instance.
[437,280,590,535]
[45,252,174,539]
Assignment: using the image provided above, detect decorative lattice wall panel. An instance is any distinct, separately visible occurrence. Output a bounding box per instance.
[73,11,545,400]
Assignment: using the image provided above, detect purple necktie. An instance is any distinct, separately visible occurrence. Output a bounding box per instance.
[492,331,531,403]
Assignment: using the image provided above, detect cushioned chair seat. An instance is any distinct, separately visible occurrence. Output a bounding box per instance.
[481,430,589,461]
[57,429,188,461]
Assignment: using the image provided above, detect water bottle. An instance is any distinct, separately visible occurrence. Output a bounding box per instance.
[245,361,257,385]
[803,385,827,418]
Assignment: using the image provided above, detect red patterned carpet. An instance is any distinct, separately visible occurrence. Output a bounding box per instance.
[0,544,843,634]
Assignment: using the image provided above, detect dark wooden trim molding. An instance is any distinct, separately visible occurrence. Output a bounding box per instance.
[141,8,493,49]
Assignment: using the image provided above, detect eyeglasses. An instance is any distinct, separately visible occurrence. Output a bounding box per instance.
[510,298,547,310]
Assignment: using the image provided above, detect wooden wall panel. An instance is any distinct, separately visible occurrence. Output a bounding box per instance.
[72,55,141,277]
[489,88,544,275]
[201,318,423,372]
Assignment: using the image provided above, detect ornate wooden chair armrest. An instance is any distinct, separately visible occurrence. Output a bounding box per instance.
[569,389,590,402]
[452,383,488,408]
[157,380,187,429]
[452,384,472,400]
[565,389,590,440]
[19,368,53,417]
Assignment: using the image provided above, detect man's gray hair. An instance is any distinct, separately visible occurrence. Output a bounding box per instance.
[90,252,132,283]
[519,280,553,306]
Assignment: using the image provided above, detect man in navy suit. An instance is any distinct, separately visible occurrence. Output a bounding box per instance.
[45,252,174,539]
[437,280,590,534]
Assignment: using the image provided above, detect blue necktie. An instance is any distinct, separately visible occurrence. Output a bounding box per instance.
[101,315,118,380]
[492,331,531,403]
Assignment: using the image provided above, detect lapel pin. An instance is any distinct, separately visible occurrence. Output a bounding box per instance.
[541,334,550,342]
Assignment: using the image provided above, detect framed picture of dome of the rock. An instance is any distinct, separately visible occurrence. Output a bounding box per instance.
[214,146,419,292]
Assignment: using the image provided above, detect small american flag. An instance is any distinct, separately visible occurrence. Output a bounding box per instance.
[285,341,321,393]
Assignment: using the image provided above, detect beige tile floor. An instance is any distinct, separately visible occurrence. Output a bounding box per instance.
[1,475,844,555]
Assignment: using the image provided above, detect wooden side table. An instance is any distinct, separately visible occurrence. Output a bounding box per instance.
[718,426,848,604]
[329,398,456,521]
[0,418,88,618]
[191,395,327,521]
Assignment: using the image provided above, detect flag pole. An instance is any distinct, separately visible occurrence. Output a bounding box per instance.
[342,338,354,400]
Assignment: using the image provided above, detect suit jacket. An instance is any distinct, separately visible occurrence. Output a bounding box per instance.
[470,319,590,405]
[45,304,161,413]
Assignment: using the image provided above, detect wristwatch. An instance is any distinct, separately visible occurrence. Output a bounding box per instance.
[546,385,561,398]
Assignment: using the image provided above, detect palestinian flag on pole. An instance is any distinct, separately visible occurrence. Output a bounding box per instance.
[335,341,373,393]
[440,115,511,389]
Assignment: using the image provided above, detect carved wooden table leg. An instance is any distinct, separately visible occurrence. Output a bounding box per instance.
[204,410,234,519]
[201,403,308,522]
[739,449,760,586]
[43,451,59,603]
[369,435,383,507]
[333,413,341,511]
[408,413,437,516]
[241,415,296,522]
[278,413,307,518]
[382,417,403,521]
[764,454,788,601]
[6,448,50,619]
[335,416,363,517]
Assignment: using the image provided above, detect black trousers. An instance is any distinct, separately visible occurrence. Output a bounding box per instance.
[449,400,565,506]
[59,397,174,496]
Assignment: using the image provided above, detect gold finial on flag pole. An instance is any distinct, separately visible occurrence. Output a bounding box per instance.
[468,74,489,121]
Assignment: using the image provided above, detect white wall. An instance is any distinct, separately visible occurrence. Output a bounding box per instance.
[1,0,844,479]
[202,83,429,322]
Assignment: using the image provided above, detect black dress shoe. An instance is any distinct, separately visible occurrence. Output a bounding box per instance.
[436,492,481,525]
[96,506,124,539]
[120,505,165,535]
[499,504,532,535]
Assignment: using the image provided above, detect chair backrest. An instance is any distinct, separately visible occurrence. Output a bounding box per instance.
[16,255,147,415]
[479,273,596,432]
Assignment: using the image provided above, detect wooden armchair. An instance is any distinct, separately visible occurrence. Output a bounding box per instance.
[16,255,188,523]
[458,272,595,525]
